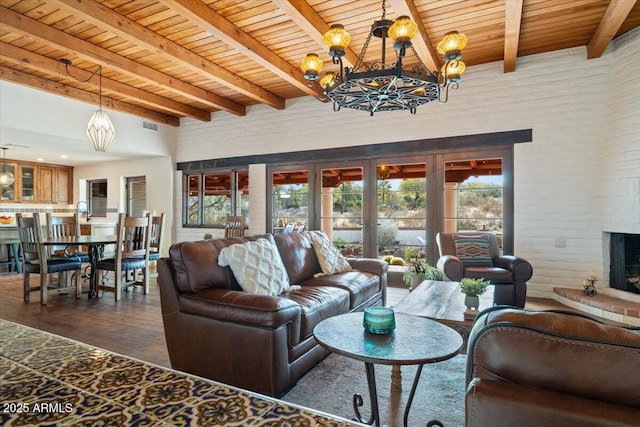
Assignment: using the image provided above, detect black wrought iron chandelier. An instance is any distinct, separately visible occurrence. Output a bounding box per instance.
[300,0,467,116]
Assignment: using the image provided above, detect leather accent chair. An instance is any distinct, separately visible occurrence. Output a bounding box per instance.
[466,307,640,426]
[436,232,532,307]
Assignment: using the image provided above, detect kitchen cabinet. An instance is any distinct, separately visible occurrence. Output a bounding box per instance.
[0,160,73,204]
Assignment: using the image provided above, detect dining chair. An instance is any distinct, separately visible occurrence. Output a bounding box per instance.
[148,213,165,279]
[96,213,151,301]
[45,213,89,262]
[15,213,82,304]
[283,223,295,233]
[224,215,245,237]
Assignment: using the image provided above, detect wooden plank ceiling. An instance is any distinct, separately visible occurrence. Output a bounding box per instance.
[1,0,638,126]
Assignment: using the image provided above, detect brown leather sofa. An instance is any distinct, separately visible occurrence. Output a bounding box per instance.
[157,231,387,397]
[436,232,533,307]
[465,306,640,426]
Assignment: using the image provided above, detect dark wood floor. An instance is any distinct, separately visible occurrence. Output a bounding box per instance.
[0,271,576,370]
[0,272,170,367]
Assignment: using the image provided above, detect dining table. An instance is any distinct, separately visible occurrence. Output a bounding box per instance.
[40,234,118,299]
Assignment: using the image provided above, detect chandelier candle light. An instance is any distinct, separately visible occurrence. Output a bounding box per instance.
[300,0,467,115]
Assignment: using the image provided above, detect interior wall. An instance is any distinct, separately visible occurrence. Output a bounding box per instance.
[174,29,639,298]
[74,156,174,256]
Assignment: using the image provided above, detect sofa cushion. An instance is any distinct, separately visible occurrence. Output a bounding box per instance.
[274,231,322,284]
[280,286,350,341]
[454,234,493,266]
[218,238,290,296]
[302,271,379,310]
[309,230,352,275]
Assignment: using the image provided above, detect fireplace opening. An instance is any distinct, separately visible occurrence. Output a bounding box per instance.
[610,233,640,294]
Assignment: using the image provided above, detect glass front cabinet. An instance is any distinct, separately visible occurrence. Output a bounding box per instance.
[0,160,72,204]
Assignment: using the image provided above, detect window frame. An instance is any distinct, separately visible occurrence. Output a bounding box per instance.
[182,169,249,228]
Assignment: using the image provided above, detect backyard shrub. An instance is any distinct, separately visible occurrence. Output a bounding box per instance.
[390,257,405,266]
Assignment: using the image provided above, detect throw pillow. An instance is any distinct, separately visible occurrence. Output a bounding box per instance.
[454,234,493,267]
[218,238,290,296]
[309,230,353,275]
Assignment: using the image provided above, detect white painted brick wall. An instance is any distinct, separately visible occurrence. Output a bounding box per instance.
[175,29,640,298]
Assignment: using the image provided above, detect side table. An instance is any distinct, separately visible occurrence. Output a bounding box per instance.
[314,312,463,427]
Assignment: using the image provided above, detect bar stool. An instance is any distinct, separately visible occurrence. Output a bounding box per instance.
[0,238,22,273]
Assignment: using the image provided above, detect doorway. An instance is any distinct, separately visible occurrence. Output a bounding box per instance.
[127,176,146,217]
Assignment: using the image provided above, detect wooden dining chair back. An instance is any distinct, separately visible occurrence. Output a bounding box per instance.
[224,215,245,237]
[149,213,165,260]
[45,213,89,262]
[16,213,82,304]
[96,213,151,301]
[148,213,165,280]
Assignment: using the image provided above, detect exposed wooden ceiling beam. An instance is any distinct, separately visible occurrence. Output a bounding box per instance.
[0,42,211,122]
[587,0,637,59]
[163,0,323,100]
[504,0,524,73]
[276,0,360,68]
[0,5,245,116]
[391,0,440,72]
[52,0,285,110]
[0,66,180,126]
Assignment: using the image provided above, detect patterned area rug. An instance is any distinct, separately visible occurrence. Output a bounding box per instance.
[283,352,467,426]
[0,319,362,427]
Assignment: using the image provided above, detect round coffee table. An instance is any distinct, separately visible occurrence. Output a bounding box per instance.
[314,311,463,427]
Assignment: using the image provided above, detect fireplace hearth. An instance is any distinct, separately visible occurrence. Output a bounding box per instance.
[610,233,640,294]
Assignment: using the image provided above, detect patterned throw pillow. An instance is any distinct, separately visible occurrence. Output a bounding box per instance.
[218,238,290,295]
[309,230,353,275]
[454,234,493,267]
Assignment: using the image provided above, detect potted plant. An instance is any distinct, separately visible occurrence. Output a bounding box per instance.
[403,248,446,290]
[459,278,491,312]
[403,247,424,289]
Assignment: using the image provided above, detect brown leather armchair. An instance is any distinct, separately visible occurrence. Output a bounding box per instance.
[436,232,532,307]
[466,307,640,426]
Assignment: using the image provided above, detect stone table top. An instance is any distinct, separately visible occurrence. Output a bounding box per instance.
[313,312,463,365]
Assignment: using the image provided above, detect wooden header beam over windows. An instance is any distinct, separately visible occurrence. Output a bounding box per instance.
[177,129,532,172]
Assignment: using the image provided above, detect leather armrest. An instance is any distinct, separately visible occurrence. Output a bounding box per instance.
[437,255,463,281]
[494,255,533,281]
[347,258,388,276]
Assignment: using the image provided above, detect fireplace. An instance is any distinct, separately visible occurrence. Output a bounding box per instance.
[610,233,640,294]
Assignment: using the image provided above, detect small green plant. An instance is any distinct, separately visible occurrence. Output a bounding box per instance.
[423,264,446,281]
[382,255,393,263]
[332,237,347,249]
[459,278,490,296]
[203,233,213,240]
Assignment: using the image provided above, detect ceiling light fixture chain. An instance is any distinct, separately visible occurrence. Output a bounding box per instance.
[62,59,115,152]
[300,0,467,116]
[61,59,100,84]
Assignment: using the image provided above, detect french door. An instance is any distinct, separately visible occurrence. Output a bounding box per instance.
[266,146,512,263]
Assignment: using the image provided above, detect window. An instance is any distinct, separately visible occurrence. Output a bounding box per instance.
[88,179,107,217]
[184,170,248,227]
[443,157,504,246]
